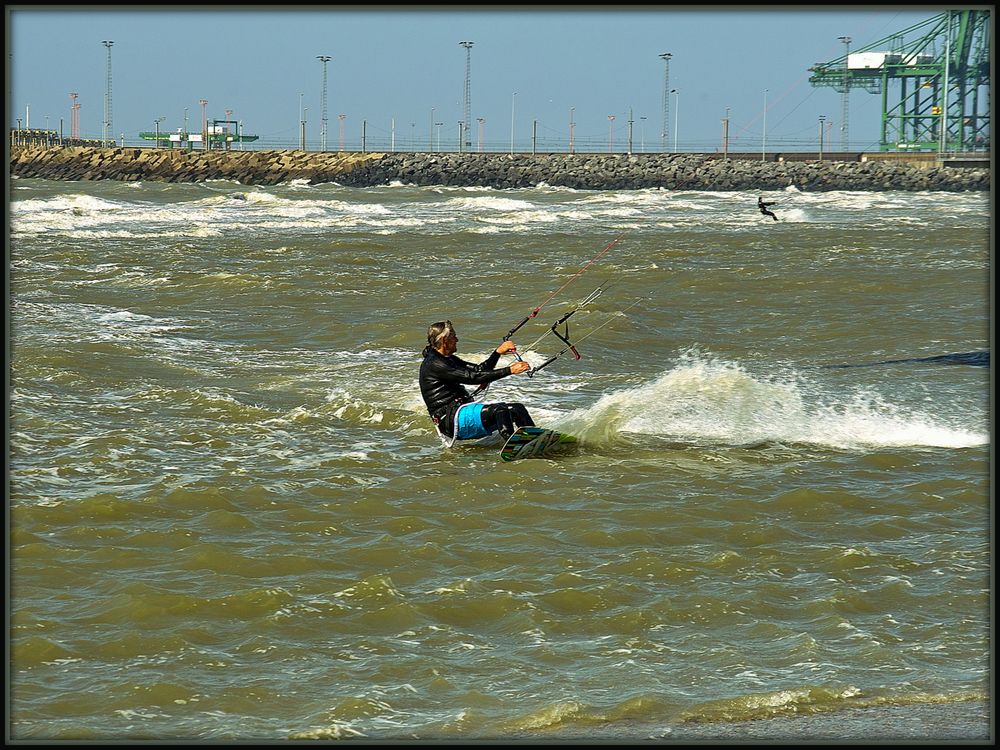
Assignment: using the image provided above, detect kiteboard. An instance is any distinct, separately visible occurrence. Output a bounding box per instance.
[500,426,577,462]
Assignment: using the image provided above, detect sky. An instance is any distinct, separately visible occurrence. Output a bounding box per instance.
[6,5,969,153]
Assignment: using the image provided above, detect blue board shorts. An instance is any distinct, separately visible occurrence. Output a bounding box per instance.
[455,402,491,440]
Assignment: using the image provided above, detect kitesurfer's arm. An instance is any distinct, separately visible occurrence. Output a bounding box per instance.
[426,353,522,386]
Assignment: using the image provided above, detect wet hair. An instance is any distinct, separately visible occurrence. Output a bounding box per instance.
[426,320,455,350]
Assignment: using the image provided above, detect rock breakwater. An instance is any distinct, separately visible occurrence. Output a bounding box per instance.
[9,146,989,192]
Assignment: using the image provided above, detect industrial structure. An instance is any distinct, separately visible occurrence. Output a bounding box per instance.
[809,10,990,152]
[138,119,258,149]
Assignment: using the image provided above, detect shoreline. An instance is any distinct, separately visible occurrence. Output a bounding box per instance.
[9,146,990,191]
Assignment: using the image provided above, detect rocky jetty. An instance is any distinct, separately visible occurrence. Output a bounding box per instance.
[9,146,989,192]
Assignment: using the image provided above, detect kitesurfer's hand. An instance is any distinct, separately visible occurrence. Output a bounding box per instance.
[510,361,531,374]
[496,341,518,355]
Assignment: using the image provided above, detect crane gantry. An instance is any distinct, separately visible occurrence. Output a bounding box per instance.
[808,10,990,152]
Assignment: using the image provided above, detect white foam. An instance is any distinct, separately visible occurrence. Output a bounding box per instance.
[556,351,988,450]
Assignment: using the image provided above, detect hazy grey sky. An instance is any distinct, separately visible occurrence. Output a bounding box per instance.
[8,5,958,151]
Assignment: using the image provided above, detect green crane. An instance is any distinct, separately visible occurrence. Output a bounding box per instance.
[808,10,990,152]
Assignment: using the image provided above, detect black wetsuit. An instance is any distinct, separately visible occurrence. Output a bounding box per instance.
[758,197,778,221]
[419,347,533,439]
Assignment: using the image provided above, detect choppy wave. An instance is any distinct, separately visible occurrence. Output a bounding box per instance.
[555,351,987,449]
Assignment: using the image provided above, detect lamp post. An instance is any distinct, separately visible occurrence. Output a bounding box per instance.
[838,36,851,153]
[723,107,730,160]
[301,108,308,151]
[199,98,208,151]
[659,52,671,152]
[317,55,332,151]
[762,89,768,162]
[154,116,165,148]
[510,91,517,154]
[102,40,114,146]
[460,41,473,151]
[435,122,443,152]
[430,107,435,152]
[627,107,634,155]
[671,89,679,152]
[818,115,826,161]
[569,106,575,154]
[608,115,615,153]
[640,116,647,152]
[298,93,305,149]
[477,117,485,152]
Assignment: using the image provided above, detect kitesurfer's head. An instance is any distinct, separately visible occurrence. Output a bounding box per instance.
[427,320,458,355]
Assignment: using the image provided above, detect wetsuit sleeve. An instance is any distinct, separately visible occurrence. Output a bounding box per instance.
[427,353,511,386]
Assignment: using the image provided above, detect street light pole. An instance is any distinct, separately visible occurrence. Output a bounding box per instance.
[200,98,208,151]
[102,40,114,146]
[627,107,634,155]
[460,41,474,151]
[838,36,851,153]
[477,117,485,152]
[317,55,332,152]
[154,116,165,148]
[298,93,304,149]
[671,90,679,152]
[659,52,671,152]
[640,116,647,152]
[510,91,517,154]
[569,107,575,154]
[762,89,768,162]
[608,115,615,153]
[818,115,826,161]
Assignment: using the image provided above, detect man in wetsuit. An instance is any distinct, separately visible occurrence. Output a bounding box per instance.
[758,196,778,222]
[420,320,535,441]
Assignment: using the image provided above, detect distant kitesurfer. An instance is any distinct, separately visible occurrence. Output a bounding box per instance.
[758,196,778,222]
[420,320,535,441]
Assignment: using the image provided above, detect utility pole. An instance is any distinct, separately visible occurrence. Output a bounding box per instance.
[460,41,473,151]
[510,92,516,154]
[838,36,851,152]
[318,55,332,151]
[818,115,826,161]
[762,89,768,162]
[569,107,575,154]
[659,52,671,152]
[102,40,114,146]
[200,98,208,150]
[722,107,730,161]
[154,116,165,148]
[627,107,634,155]
[671,90,679,153]
[69,93,80,141]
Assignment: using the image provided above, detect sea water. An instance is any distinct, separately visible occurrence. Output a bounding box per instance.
[9,177,990,740]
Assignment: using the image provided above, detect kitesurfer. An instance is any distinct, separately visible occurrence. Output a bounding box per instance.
[758,196,778,222]
[420,320,535,441]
